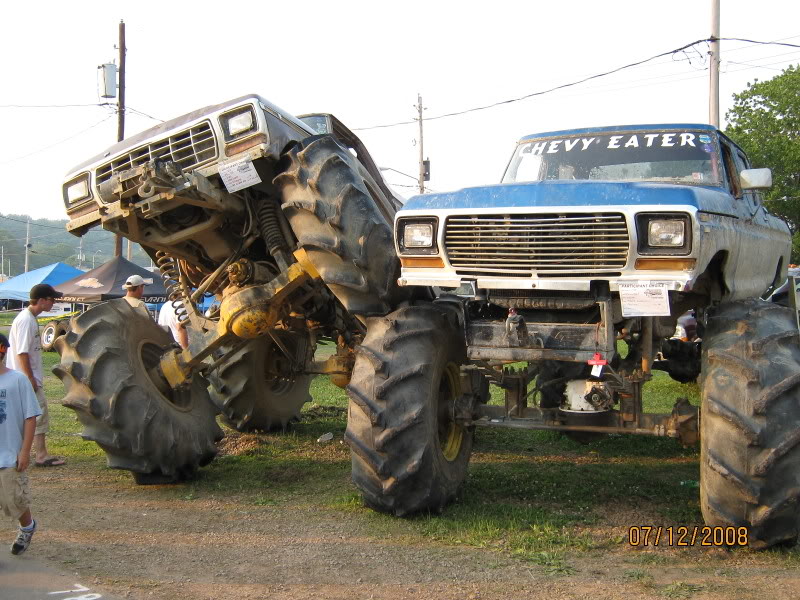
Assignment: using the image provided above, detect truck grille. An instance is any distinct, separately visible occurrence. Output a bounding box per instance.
[95,121,217,185]
[444,213,629,277]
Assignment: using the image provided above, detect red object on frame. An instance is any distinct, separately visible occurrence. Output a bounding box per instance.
[587,352,607,366]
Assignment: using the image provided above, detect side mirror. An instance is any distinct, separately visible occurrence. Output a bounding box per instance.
[740,168,772,190]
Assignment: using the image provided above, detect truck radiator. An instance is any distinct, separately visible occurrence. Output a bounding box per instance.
[95,121,217,187]
[444,212,629,277]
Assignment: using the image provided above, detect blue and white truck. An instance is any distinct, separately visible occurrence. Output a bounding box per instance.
[344,124,799,549]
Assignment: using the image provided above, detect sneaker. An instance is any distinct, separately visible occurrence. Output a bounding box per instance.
[11,520,37,555]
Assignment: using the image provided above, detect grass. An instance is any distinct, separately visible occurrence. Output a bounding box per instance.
[39,349,797,577]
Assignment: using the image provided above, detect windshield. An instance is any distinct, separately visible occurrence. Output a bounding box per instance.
[503,130,722,186]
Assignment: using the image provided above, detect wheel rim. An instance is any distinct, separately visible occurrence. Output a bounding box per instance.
[264,334,308,395]
[438,362,464,462]
[43,327,56,346]
[266,349,297,395]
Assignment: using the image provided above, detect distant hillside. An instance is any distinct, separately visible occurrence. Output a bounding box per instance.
[0,214,152,276]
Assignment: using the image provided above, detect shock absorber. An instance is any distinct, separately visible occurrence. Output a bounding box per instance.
[256,198,290,271]
[156,251,189,323]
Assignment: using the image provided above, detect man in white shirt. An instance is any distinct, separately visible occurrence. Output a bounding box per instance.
[158,301,189,349]
[6,284,65,467]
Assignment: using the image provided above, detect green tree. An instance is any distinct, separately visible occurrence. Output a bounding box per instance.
[725,64,800,262]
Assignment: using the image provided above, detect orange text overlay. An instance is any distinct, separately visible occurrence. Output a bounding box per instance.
[628,526,748,547]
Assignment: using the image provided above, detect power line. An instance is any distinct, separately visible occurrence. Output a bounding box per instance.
[0,103,111,109]
[29,249,77,259]
[726,60,794,72]
[552,55,799,99]
[719,37,800,49]
[0,215,67,230]
[126,106,164,123]
[0,215,64,230]
[0,230,75,243]
[0,214,108,233]
[353,37,800,131]
[380,166,419,182]
[0,113,115,166]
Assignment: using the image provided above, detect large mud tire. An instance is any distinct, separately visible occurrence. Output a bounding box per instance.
[700,299,800,548]
[275,135,408,318]
[53,300,222,482]
[208,332,313,432]
[345,304,472,515]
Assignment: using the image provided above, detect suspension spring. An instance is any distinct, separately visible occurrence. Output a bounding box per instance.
[256,198,289,270]
[155,251,189,323]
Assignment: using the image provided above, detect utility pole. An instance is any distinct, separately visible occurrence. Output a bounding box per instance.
[709,0,721,128]
[115,20,126,257]
[416,94,425,194]
[78,238,84,269]
[24,217,30,273]
[1,246,4,277]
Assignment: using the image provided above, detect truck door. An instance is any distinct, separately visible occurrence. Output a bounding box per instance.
[720,137,788,295]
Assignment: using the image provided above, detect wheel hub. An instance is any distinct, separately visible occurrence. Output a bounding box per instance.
[140,342,192,410]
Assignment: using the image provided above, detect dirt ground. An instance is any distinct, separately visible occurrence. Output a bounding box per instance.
[26,443,800,600]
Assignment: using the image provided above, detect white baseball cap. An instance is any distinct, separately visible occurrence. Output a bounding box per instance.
[122,274,152,289]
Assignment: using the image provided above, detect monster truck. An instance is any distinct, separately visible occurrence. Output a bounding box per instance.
[55,94,410,483]
[345,124,799,548]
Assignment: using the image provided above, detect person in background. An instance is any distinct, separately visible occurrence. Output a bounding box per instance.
[122,274,150,311]
[158,300,189,349]
[6,284,65,468]
[0,333,41,555]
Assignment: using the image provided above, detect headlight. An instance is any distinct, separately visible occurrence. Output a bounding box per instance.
[636,213,691,255]
[648,220,685,246]
[220,106,256,141]
[404,223,434,247]
[397,218,439,255]
[63,174,91,206]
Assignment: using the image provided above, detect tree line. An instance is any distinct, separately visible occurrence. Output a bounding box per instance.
[725,64,800,263]
[0,215,150,276]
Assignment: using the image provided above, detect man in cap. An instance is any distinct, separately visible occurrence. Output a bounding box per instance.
[122,274,150,311]
[6,284,65,467]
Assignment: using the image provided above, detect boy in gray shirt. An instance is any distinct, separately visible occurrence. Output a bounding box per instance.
[0,332,41,555]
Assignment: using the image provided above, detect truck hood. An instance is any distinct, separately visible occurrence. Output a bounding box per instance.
[401,181,736,216]
[64,94,314,177]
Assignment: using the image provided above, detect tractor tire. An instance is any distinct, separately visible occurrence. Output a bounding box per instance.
[208,332,313,432]
[41,320,67,353]
[275,135,408,318]
[345,304,472,516]
[53,300,222,483]
[700,299,800,548]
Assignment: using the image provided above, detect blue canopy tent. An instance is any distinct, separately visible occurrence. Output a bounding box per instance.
[0,262,83,301]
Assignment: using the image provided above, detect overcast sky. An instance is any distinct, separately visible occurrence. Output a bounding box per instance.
[1,0,798,222]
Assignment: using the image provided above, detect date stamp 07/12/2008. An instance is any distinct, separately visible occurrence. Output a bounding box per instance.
[628,526,749,547]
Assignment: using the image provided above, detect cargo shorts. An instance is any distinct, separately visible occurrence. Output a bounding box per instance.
[34,386,49,436]
[0,468,31,519]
